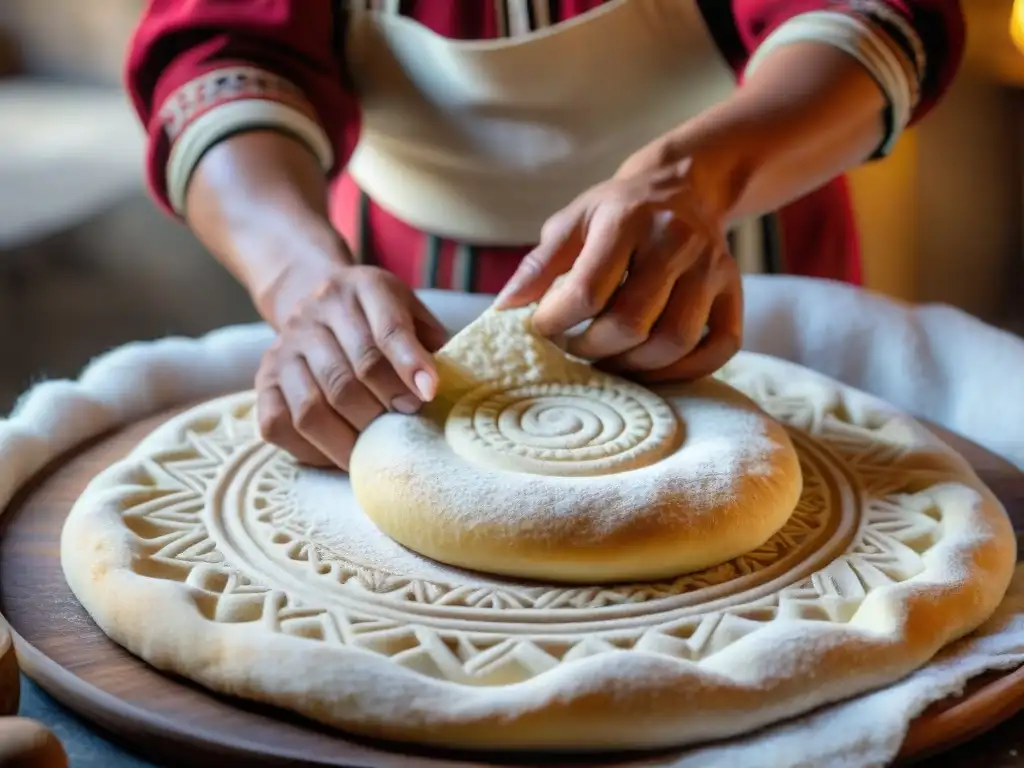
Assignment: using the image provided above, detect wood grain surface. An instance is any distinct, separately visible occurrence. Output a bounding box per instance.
[1,405,1023,767]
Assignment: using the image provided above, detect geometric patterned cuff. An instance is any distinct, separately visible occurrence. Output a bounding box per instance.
[743,10,921,158]
[158,67,334,215]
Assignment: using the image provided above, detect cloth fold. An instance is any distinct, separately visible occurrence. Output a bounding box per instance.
[418,277,1024,470]
[648,566,1024,767]
[741,275,1024,470]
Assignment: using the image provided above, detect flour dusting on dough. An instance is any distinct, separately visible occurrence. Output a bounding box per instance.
[350,305,802,582]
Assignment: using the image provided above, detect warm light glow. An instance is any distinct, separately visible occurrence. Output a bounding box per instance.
[1013,0,1024,54]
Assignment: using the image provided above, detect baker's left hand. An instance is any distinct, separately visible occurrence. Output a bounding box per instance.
[495,146,743,382]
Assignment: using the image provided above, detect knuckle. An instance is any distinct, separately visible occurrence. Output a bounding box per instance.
[293,390,327,431]
[319,363,355,406]
[647,332,689,364]
[257,405,288,444]
[539,220,559,243]
[514,252,546,282]
[311,274,347,302]
[353,346,387,382]
[720,329,742,359]
[282,312,306,332]
[255,360,277,389]
[679,325,706,353]
[350,265,393,294]
[607,314,650,346]
[616,195,643,217]
[374,266,403,289]
[539,213,568,243]
[262,339,285,362]
[521,251,545,273]
[564,282,602,316]
[375,321,410,350]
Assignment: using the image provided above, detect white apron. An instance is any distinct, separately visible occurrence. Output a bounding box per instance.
[343,0,768,274]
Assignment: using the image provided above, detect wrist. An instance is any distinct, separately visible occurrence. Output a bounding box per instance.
[642,42,889,224]
[617,138,760,230]
[256,228,356,327]
[620,96,782,226]
[184,130,353,325]
[252,222,355,328]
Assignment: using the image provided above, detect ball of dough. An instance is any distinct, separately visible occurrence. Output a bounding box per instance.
[351,375,802,583]
[0,624,18,716]
[0,718,67,768]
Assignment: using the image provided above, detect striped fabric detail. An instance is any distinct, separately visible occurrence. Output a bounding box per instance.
[493,0,557,37]
[421,235,442,289]
[694,0,747,73]
[415,238,481,292]
[744,8,922,158]
[159,66,334,215]
[158,66,306,141]
[349,0,555,291]
[452,243,478,292]
[759,215,785,275]
[841,0,926,83]
[349,0,556,38]
[345,0,777,284]
[355,189,374,266]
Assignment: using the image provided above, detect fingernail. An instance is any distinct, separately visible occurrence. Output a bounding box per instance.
[414,370,435,400]
[391,394,421,415]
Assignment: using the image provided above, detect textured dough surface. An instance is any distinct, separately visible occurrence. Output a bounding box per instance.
[350,306,802,582]
[59,351,1017,752]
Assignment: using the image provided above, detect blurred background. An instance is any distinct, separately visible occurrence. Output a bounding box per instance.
[0,0,1022,412]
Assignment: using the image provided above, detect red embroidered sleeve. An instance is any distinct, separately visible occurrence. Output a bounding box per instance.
[126,0,361,216]
[731,1,964,128]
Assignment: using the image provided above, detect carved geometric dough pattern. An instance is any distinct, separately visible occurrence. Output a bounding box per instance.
[117,369,944,686]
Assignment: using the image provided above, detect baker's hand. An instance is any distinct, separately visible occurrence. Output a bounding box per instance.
[256,265,448,470]
[495,149,742,382]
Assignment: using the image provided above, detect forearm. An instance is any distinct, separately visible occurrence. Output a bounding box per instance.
[185,131,353,326]
[647,41,888,225]
[125,0,362,326]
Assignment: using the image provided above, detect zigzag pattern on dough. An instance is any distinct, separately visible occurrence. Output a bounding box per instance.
[104,364,948,686]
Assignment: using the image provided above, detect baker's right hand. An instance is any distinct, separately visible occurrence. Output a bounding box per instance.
[255,265,449,470]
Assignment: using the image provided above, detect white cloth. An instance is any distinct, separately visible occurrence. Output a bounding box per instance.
[741,275,1024,471]
[3,275,1024,767]
[650,567,1024,768]
[426,276,1024,470]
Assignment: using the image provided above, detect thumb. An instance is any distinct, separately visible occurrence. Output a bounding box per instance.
[495,217,581,309]
[401,287,449,353]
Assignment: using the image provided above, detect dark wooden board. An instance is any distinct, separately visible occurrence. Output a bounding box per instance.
[1,404,1023,767]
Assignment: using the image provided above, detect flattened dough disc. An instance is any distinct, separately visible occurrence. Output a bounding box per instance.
[350,306,803,582]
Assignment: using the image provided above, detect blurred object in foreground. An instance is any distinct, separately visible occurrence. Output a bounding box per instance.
[1014,0,1024,54]
[0,79,144,249]
[966,0,1024,86]
[0,23,19,77]
[0,0,141,86]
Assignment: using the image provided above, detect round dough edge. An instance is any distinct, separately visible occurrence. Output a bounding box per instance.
[350,376,804,583]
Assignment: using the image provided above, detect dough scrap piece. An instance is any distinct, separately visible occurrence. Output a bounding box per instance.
[350,306,804,582]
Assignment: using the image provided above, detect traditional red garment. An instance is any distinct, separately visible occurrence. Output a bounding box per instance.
[126,1,964,293]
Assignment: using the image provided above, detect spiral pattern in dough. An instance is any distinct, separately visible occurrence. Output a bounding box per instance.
[445,378,680,476]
